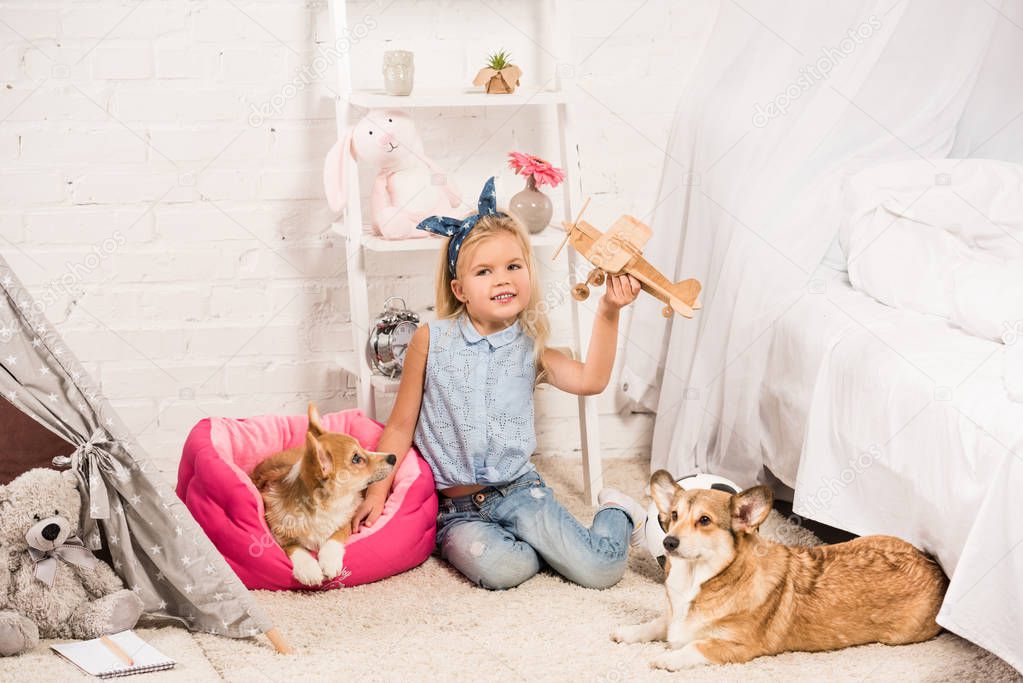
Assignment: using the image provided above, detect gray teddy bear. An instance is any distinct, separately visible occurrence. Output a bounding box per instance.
[0,468,144,656]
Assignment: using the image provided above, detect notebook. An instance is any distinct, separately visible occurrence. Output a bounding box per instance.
[51,630,176,679]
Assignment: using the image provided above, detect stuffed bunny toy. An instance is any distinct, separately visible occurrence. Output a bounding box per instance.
[323,109,462,239]
[0,468,144,656]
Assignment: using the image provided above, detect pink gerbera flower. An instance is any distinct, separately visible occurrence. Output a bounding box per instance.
[507,151,565,189]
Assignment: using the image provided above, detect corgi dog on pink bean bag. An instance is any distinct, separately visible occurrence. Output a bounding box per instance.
[323,109,462,240]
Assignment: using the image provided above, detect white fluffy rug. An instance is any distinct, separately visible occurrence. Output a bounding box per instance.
[4,456,1019,682]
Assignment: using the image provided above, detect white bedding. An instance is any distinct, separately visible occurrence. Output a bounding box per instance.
[759,266,1023,671]
[839,159,1023,355]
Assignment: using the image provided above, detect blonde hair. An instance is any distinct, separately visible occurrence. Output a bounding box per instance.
[434,212,551,384]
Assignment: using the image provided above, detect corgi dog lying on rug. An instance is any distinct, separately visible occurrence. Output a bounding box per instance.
[251,403,396,586]
[612,470,948,670]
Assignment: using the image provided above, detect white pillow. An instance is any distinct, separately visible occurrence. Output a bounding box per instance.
[840,158,1023,263]
[840,159,1023,344]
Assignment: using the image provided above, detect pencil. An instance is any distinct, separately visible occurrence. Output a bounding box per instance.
[100,635,134,667]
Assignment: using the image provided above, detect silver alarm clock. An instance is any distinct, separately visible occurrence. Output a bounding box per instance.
[367,297,420,378]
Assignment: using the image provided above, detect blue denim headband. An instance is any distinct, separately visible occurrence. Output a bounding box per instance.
[416,176,506,278]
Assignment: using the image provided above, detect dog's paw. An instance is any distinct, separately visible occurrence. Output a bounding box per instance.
[649,653,684,672]
[611,619,665,644]
[318,540,346,579]
[290,549,325,586]
[649,647,708,671]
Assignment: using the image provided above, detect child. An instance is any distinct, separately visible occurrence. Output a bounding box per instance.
[351,177,647,590]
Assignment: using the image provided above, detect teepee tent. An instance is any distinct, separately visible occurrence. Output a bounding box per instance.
[0,254,286,649]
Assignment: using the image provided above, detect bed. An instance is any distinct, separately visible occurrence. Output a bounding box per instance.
[756,262,1023,671]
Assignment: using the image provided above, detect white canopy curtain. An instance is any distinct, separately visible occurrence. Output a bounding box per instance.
[622,0,1002,483]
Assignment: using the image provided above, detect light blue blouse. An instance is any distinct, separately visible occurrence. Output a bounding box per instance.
[413,315,537,490]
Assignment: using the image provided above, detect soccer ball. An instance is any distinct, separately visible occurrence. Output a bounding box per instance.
[643,472,742,568]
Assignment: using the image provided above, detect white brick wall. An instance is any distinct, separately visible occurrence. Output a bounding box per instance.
[0,0,715,475]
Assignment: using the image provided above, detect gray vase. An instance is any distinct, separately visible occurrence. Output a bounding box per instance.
[509,176,553,234]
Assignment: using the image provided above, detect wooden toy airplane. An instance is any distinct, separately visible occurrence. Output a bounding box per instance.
[553,200,702,318]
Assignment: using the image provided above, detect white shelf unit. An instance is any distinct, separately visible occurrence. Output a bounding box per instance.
[328,0,603,504]
[349,87,575,109]
[342,225,567,253]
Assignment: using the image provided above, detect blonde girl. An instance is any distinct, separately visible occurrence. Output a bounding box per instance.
[351,177,647,589]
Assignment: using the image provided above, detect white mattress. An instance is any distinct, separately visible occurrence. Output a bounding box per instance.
[758,267,1023,671]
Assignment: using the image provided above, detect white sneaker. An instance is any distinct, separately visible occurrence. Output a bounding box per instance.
[597,487,647,549]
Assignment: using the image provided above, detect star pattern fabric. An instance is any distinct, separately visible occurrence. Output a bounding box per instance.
[415,176,507,278]
[0,261,270,639]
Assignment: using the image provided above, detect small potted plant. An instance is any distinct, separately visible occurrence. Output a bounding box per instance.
[507,151,565,234]
[473,50,522,94]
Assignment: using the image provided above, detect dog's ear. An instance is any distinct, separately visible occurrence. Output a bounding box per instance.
[730,486,773,533]
[307,402,325,437]
[305,432,332,479]
[649,470,680,517]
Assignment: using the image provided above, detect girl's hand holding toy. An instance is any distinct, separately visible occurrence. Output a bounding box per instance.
[600,274,642,312]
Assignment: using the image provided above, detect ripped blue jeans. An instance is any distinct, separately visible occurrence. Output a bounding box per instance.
[435,470,633,590]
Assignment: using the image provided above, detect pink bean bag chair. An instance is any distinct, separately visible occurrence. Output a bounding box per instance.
[176,409,437,590]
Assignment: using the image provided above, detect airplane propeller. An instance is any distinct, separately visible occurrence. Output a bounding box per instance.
[552,196,591,261]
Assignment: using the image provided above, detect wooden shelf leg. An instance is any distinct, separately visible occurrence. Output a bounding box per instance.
[556,91,603,505]
[569,248,604,505]
[331,0,374,419]
[265,627,295,655]
[343,221,374,419]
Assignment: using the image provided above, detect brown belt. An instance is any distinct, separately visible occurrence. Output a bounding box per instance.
[439,483,488,499]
